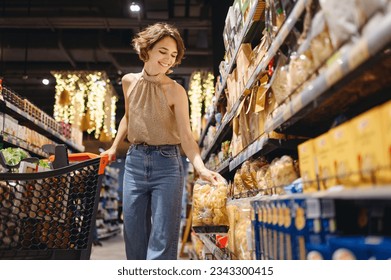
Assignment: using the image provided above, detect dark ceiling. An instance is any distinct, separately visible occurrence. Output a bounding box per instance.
[0,0,230,127]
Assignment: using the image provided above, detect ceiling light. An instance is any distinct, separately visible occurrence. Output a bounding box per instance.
[130,2,141,12]
[42,78,50,85]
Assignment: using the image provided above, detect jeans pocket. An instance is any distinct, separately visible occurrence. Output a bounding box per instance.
[126,145,135,156]
[159,147,177,158]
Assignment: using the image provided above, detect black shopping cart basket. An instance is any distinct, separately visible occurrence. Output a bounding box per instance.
[0,152,109,260]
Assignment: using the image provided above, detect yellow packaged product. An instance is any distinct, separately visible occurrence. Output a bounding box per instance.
[298,139,317,192]
[352,105,389,184]
[314,132,336,190]
[379,101,391,183]
[329,121,359,186]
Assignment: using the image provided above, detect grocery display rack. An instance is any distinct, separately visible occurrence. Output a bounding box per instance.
[0,152,109,260]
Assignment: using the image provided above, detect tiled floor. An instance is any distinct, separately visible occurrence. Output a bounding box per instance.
[90,228,126,260]
[90,225,190,260]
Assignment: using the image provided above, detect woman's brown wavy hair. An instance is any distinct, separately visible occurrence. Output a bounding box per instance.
[132,22,185,67]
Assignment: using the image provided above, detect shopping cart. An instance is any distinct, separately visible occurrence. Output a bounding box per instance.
[0,150,109,260]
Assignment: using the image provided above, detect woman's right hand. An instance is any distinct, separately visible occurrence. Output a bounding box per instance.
[100,147,117,162]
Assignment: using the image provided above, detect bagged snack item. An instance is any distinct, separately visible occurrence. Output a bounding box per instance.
[309,11,334,69]
[319,0,360,48]
[234,170,246,196]
[271,53,290,105]
[288,51,314,92]
[270,156,299,191]
[192,179,229,227]
[355,0,387,27]
[250,157,269,185]
[227,198,254,260]
[241,160,255,190]
[264,166,274,195]
[256,164,270,194]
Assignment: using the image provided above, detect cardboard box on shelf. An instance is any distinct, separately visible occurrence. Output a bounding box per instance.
[329,121,359,186]
[314,132,335,190]
[351,107,387,185]
[378,100,391,183]
[298,139,317,193]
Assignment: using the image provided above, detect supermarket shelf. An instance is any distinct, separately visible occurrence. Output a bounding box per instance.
[243,0,308,92]
[264,11,391,134]
[313,186,391,200]
[198,114,215,147]
[1,100,85,152]
[229,134,304,171]
[200,2,263,148]
[201,95,243,161]
[198,234,230,260]
[192,225,229,234]
[202,0,307,161]
[214,158,231,174]
[214,1,263,108]
[0,133,49,158]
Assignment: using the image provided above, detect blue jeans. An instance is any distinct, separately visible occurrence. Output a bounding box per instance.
[123,144,183,260]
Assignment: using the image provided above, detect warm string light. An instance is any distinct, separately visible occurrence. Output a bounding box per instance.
[52,71,118,140]
[188,71,215,138]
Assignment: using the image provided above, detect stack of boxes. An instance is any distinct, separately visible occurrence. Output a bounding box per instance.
[298,100,391,192]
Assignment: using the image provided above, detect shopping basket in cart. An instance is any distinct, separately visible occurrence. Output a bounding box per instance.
[0,151,109,260]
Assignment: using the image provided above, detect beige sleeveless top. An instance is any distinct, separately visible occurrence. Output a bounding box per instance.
[126,70,181,145]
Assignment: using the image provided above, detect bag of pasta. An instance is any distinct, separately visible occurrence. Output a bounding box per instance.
[192,179,229,227]
[227,198,255,260]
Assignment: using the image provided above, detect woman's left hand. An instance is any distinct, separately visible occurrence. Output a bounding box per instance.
[198,168,226,185]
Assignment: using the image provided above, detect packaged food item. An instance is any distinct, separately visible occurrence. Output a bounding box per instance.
[319,0,360,48]
[233,169,246,196]
[288,51,314,92]
[192,179,229,227]
[270,156,299,190]
[271,54,290,105]
[351,107,387,185]
[240,160,255,190]
[298,139,317,192]
[309,11,334,69]
[227,198,254,260]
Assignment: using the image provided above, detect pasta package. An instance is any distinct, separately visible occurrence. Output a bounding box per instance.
[288,51,314,93]
[319,0,360,48]
[227,198,255,260]
[270,156,299,191]
[192,179,229,227]
[309,11,334,69]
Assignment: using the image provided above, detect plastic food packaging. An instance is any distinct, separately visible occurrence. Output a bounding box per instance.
[192,179,229,227]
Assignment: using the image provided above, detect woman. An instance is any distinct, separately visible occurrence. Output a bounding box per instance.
[101,22,223,260]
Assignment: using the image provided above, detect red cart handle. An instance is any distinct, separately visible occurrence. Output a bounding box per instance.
[49,153,109,175]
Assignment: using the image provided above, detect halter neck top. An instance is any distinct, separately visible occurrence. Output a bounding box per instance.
[126,70,181,145]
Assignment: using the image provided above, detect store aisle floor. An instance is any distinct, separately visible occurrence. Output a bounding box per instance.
[90,227,126,260]
[90,225,190,260]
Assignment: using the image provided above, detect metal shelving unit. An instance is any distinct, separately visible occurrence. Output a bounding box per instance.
[0,133,49,158]
[201,0,308,162]
[264,10,391,134]
[1,99,84,153]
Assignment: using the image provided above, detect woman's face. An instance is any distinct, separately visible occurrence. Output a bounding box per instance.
[145,36,178,74]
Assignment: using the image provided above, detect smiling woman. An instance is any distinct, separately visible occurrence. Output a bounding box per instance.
[100,22,224,260]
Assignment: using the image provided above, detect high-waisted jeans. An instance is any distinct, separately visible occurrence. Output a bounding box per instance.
[123,144,183,260]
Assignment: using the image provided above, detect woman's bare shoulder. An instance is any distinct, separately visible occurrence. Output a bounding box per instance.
[122,72,141,84]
